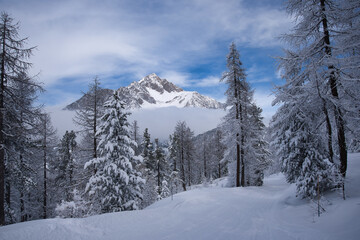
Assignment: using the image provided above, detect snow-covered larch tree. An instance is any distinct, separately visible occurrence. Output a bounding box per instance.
[221,42,267,187]
[84,91,144,214]
[0,12,42,225]
[271,0,360,198]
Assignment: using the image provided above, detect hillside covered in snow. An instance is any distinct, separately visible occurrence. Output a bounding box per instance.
[1,153,359,240]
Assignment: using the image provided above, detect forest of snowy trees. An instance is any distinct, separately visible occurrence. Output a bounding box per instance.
[0,0,359,226]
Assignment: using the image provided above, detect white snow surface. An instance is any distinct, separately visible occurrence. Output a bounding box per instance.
[1,153,360,240]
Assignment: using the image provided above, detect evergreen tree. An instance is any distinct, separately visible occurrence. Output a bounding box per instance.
[270,102,334,198]
[246,105,270,186]
[139,128,157,208]
[221,42,248,187]
[84,92,144,213]
[168,134,182,194]
[55,131,77,202]
[170,121,194,191]
[221,42,267,187]
[141,128,155,171]
[154,139,169,199]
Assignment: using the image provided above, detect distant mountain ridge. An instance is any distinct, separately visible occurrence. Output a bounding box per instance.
[65,73,224,110]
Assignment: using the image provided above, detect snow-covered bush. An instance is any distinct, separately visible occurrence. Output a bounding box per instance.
[55,189,88,218]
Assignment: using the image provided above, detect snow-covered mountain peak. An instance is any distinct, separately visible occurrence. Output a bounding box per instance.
[137,73,183,94]
[119,73,223,109]
[65,74,224,110]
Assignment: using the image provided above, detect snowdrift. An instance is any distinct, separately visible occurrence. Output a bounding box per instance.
[1,153,359,240]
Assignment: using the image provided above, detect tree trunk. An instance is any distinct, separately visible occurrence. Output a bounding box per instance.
[240,135,245,187]
[187,155,191,187]
[20,191,25,222]
[20,154,26,222]
[239,98,245,187]
[233,73,241,187]
[218,162,221,178]
[315,79,334,163]
[320,0,347,177]
[0,19,7,225]
[43,117,47,219]
[157,161,161,188]
[5,179,10,209]
[203,138,207,179]
[180,146,186,191]
[93,87,97,175]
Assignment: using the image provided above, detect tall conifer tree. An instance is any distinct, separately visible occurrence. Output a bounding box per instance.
[85,92,144,213]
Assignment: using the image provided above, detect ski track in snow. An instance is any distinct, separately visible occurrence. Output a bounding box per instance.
[1,153,360,240]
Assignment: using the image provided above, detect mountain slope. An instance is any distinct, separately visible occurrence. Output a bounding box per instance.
[65,73,224,110]
[65,88,113,111]
[1,153,359,240]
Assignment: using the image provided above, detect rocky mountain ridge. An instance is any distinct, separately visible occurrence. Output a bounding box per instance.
[65,73,224,110]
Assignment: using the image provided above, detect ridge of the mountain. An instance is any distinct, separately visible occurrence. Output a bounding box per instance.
[65,73,224,110]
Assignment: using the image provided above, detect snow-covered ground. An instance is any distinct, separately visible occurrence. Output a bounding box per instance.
[1,153,359,240]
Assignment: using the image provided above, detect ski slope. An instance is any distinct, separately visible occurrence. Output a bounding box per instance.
[1,153,360,240]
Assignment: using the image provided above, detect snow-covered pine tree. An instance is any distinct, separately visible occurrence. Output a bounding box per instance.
[221,42,249,187]
[167,134,182,194]
[157,180,170,200]
[84,91,144,214]
[270,101,334,198]
[170,121,194,191]
[221,42,267,187]
[55,188,88,218]
[246,105,270,186]
[139,128,157,208]
[154,139,169,199]
[141,128,155,171]
[55,131,77,202]
[184,126,195,188]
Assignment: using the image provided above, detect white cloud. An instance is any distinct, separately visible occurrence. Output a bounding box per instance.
[2,0,291,90]
[195,76,221,87]
[46,105,226,141]
[161,71,192,87]
[129,107,226,140]
[45,105,79,138]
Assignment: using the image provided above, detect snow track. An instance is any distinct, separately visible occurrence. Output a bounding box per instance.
[1,154,360,240]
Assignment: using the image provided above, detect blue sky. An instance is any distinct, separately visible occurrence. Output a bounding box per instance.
[1,0,292,122]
